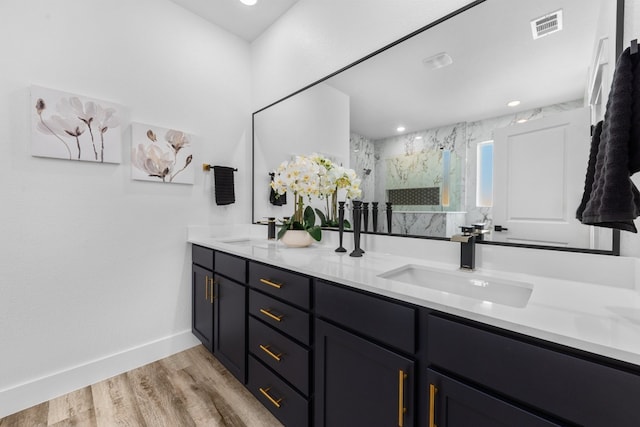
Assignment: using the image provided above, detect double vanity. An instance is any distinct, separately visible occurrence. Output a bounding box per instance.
[188,229,640,426]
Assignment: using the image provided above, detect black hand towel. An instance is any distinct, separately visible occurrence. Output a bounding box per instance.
[269,173,287,206]
[576,121,603,221]
[578,47,640,232]
[213,166,236,206]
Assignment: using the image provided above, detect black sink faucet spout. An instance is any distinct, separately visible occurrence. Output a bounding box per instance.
[451,226,478,271]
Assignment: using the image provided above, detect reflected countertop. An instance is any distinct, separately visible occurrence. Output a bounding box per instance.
[188,233,640,367]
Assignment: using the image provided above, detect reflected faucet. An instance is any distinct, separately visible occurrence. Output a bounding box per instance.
[451,224,490,271]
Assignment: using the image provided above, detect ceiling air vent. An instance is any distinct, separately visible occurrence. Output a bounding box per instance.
[531,9,563,40]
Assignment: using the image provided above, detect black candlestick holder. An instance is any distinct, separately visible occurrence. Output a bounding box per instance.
[350,201,363,257]
[386,202,393,234]
[335,201,347,253]
[372,202,379,232]
[362,202,369,232]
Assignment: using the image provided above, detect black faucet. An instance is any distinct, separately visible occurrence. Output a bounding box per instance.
[451,224,490,270]
[451,226,477,270]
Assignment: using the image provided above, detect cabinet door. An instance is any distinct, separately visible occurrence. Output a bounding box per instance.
[192,264,214,352]
[426,369,560,427]
[214,274,246,383]
[315,319,414,427]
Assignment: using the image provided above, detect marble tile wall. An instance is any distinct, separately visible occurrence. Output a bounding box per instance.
[350,100,584,238]
[349,133,376,200]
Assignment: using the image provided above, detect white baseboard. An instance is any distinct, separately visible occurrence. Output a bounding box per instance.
[0,330,200,419]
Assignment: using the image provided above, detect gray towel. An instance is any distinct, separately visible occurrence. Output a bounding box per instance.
[578,47,640,232]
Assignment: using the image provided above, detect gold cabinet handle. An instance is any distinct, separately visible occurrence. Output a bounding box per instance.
[259,308,283,322]
[259,387,282,408]
[211,278,216,303]
[429,383,438,427]
[259,344,282,362]
[205,276,209,301]
[260,278,282,289]
[398,370,407,427]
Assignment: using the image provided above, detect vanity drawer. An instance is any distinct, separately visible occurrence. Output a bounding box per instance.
[249,290,310,345]
[249,317,310,395]
[427,315,640,427]
[192,245,213,270]
[215,251,246,283]
[248,356,309,427]
[315,280,416,354]
[249,262,311,309]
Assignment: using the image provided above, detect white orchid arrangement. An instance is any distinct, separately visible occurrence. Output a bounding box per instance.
[271,153,362,238]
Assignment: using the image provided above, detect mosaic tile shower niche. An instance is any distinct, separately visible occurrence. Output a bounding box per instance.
[385,148,463,211]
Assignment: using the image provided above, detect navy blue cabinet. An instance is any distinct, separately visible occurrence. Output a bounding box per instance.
[246,261,313,426]
[425,314,640,427]
[213,273,246,383]
[191,247,640,427]
[426,369,560,427]
[315,319,415,427]
[192,245,247,383]
[192,248,214,352]
[315,281,417,427]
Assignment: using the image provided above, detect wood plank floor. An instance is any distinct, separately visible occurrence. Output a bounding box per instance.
[0,345,284,427]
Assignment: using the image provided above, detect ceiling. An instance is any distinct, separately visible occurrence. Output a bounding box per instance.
[325,0,605,140]
[169,0,299,41]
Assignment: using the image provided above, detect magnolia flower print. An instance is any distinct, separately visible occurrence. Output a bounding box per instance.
[131,127,193,183]
[33,90,121,162]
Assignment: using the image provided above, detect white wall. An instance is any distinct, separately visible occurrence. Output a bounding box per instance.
[0,0,251,416]
[254,83,350,219]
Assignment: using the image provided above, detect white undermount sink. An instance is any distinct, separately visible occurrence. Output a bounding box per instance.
[378,264,533,308]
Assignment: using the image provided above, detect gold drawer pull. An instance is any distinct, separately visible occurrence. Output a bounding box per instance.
[205,276,209,300]
[429,383,438,427]
[259,387,282,408]
[259,344,282,362]
[260,278,282,289]
[259,308,283,322]
[399,370,407,427]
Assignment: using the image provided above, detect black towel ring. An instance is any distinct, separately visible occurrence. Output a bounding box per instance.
[631,39,638,55]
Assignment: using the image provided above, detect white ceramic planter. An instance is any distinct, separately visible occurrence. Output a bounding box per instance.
[280,229,314,248]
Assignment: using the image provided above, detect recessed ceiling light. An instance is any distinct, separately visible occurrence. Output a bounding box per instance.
[397,126,406,132]
[415,136,423,140]
[239,0,257,5]
[507,100,521,107]
[516,118,528,124]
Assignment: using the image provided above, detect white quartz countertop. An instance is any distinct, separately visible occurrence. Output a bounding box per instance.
[188,233,640,367]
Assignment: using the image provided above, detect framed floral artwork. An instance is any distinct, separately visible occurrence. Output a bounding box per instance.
[31,86,123,163]
[131,123,194,185]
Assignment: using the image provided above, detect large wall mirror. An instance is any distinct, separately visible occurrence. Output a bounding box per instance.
[253,0,624,255]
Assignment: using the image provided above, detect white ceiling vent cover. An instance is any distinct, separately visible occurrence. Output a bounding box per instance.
[531,9,563,40]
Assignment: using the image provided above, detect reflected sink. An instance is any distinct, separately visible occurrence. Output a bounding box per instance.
[378,264,533,308]
[216,237,274,249]
[218,238,252,245]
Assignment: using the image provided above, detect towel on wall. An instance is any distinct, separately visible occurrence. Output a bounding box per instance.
[576,121,604,222]
[213,166,236,206]
[269,173,287,206]
[577,47,640,232]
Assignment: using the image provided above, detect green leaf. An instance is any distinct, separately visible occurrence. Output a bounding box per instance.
[291,221,305,230]
[276,225,288,240]
[303,206,316,228]
[343,219,351,229]
[315,208,327,226]
[307,225,322,241]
